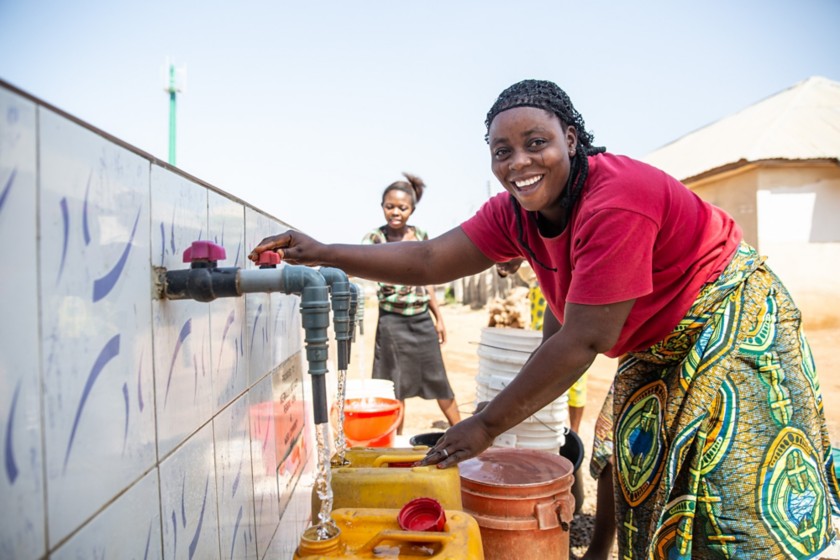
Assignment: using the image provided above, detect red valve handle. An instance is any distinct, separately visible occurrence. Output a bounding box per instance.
[182,240,227,263]
[257,251,281,266]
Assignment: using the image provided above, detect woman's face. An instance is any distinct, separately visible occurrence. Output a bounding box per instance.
[488,107,577,225]
[381,189,414,230]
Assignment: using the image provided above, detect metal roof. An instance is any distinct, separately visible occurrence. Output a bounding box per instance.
[643,76,840,181]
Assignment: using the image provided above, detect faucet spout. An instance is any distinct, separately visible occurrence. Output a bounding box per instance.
[319,267,352,371]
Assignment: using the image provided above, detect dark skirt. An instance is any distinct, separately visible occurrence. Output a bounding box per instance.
[372,309,455,401]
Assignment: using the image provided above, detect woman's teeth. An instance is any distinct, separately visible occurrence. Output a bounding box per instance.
[514,175,542,188]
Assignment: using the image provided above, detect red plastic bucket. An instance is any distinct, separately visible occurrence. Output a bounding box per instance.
[459,448,575,560]
[338,397,404,448]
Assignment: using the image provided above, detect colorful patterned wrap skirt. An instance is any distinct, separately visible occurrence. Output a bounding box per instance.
[594,243,840,558]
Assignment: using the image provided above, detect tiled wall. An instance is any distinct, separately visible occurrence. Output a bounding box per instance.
[0,82,320,559]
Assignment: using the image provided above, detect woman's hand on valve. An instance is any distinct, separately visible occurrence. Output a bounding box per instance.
[416,412,495,469]
[249,230,325,266]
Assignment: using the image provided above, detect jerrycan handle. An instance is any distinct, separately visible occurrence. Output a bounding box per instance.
[372,454,428,468]
[357,529,454,553]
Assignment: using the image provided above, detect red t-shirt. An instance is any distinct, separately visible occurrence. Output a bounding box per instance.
[461,153,742,357]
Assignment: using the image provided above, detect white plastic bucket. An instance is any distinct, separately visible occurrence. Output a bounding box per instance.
[476,327,569,451]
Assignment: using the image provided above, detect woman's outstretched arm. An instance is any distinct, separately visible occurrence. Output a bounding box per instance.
[249,226,495,285]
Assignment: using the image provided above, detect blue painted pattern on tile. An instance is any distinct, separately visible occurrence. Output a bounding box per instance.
[181,472,187,527]
[235,339,241,375]
[164,319,192,406]
[144,522,152,560]
[6,104,19,124]
[217,310,236,375]
[3,379,21,484]
[170,510,178,554]
[64,334,121,471]
[233,241,241,267]
[0,167,15,213]
[230,506,243,560]
[121,382,129,447]
[169,212,176,256]
[82,172,91,246]
[249,304,263,353]
[159,222,166,265]
[58,197,69,285]
[232,467,241,498]
[193,359,199,397]
[92,206,141,303]
[137,352,145,412]
[188,476,210,560]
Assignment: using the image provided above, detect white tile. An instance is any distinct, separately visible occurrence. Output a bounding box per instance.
[247,377,280,559]
[151,166,213,458]
[51,469,163,560]
[273,294,302,373]
[38,108,156,548]
[159,422,220,560]
[243,209,276,386]
[0,87,46,559]
[208,192,247,410]
[213,394,257,560]
[267,467,315,559]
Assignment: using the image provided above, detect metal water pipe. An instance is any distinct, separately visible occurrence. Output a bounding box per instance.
[158,240,333,424]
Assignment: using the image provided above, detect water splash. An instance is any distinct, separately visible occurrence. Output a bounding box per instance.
[333,369,348,466]
[309,422,339,540]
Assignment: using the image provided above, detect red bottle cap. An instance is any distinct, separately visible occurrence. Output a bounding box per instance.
[397,498,446,532]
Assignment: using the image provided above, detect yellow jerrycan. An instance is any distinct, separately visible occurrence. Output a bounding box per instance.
[294,507,484,559]
[312,446,463,516]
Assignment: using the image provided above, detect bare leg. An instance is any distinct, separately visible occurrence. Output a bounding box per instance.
[569,405,584,434]
[437,398,461,427]
[581,462,616,560]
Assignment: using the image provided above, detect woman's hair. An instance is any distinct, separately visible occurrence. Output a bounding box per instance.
[382,172,425,208]
[485,79,605,271]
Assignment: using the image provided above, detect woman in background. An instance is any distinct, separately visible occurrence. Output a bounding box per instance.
[361,173,461,435]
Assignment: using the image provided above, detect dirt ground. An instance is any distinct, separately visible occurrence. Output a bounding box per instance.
[348,299,840,558]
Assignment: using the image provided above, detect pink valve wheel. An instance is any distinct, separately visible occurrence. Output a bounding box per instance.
[182,240,226,263]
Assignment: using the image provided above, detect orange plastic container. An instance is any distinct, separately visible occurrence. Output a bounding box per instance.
[459,448,575,560]
[293,507,484,559]
[337,397,404,448]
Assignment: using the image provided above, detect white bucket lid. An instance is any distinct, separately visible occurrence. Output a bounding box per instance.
[344,378,395,400]
[480,327,542,352]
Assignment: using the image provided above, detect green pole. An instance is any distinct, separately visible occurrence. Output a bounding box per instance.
[168,64,177,166]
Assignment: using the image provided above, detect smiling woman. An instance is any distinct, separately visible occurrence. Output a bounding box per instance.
[249,79,840,559]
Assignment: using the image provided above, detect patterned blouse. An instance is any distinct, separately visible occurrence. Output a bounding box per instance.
[361,225,430,316]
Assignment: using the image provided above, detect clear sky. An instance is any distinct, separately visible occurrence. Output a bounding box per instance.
[1,0,838,243]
